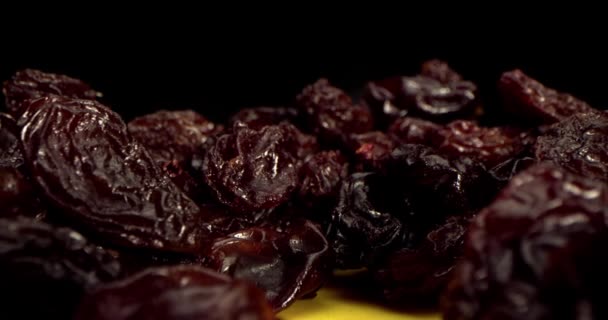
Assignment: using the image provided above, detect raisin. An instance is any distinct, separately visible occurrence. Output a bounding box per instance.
[388,116,444,146]
[442,164,608,320]
[0,113,24,168]
[2,69,101,118]
[0,218,121,318]
[331,172,409,268]
[420,59,464,83]
[128,110,223,166]
[229,106,299,129]
[206,220,332,311]
[499,69,594,125]
[438,120,535,168]
[297,150,348,212]
[362,62,479,126]
[19,96,206,253]
[75,265,274,320]
[535,111,608,182]
[202,122,300,212]
[161,159,211,205]
[372,215,470,305]
[296,78,374,145]
[346,131,395,171]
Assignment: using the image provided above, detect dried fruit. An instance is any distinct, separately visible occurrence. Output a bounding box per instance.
[0,113,24,168]
[297,150,347,213]
[442,164,608,320]
[20,96,206,253]
[420,59,463,84]
[206,220,332,311]
[75,265,274,320]
[388,116,443,146]
[0,218,121,318]
[535,111,608,182]
[202,122,300,212]
[346,131,395,171]
[296,79,373,145]
[128,110,223,165]
[373,215,470,304]
[499,69,594,125]
[2,69,101,118]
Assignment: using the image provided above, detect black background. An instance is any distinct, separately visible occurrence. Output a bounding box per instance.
[2,16,607,122]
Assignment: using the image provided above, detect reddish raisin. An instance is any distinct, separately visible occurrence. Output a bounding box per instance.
[388,116,444,146]
[346,131,395,171]
[442,164,608,320]
[229,106,299,129]
[202,122,300,212]
[128,110,223,166]
[206,220,332,311]
[296,79,374,145]
[75,265,274,320]
[420,59,464,83]
[535,111,608,182]
[499,69,594,125]
[20,96,206,253]
[2,69,101,118]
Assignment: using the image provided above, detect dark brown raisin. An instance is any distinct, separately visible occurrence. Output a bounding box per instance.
[20,96,206,253]
[75,265,274,320]
[0,218,121,318]
[535,111,608,182]
[205,220,332,311]
[346,131,395,171]
[442,164,608,320]
[128,110,223,165]
[420,59,463,83]
[296,79,374,146]
[388,116,444,146]
[372,215,470,305]
[2,69,101,118]
[0,113,24,168]
[499,69,594,125]
[202,122,300,212]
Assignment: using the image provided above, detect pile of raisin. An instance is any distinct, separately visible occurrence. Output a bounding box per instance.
[1,59,606,320]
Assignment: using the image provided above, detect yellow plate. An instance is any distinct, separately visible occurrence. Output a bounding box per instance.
[278,271,441,320]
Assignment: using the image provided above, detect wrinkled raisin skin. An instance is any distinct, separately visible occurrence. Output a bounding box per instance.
[75,265,274,320]
[202,122,300,213]
[0,218,121,319]
[229,106,299,129]
[499,69,593,125]
[20,96,206,253]
[388,116,443,146]
[206,220,332,311]
[535,111,608,182]
[296,79,374,145]
[128,110,223,165]
[442,164,608,320]
[2,69,101,118]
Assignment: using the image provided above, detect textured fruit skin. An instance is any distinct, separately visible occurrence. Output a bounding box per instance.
[229,106,299,129]
[442,164,608,320]
[128,110,223,165]
[362,61,479,126]
[535,111,608,182]
[296,78,374,145]
[206,219,332,311]
[388,116,443,145]
[499,69,594,125]
[202,122,300,213]
[2,69,101,118]
[373,215,470,304]
[346,131,395,171]
[0,113,24,168]
[0,218,122,319]
[20,96,206,253]
[74,265,274,320]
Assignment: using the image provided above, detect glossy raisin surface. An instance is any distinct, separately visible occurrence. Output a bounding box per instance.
[128,110,223,165]
[206,220,332,311]
[388,116,443,145]
[20,96,206,253]
[0,218,121,318]
[346,131,395,171]
[202,122,300,212]
[2,69,101,118]
[535,111,608,182]
[499,69,594,125]
[75,265,274,320]
[442,164,608,320]
[297,150,347,214]
[296,78,373,145]
[229,106,299,129]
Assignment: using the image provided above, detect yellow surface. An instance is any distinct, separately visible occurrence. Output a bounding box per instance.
[278,271,441,320]
[278,287,441,320]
